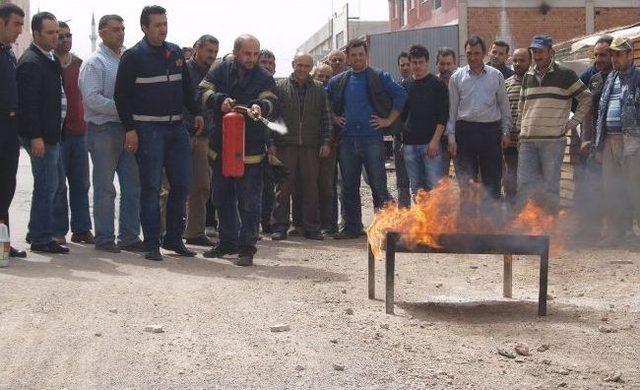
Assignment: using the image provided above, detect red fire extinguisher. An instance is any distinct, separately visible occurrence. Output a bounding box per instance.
[222,111,245,177]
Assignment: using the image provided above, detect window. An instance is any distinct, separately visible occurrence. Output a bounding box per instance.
[434,0,442,9]
[400,0,408,26]
[335,31,344,49]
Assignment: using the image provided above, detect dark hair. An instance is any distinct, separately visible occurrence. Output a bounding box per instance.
[31,12,56,33]
[194,34,219,48]
[140,5,166,28]
[58,21,69,30]
[436,47,456,63]
[98,14,123,30]
[492,40,510,54]
[465,35,486,53]
[0,3,25,23]
[595,34,614,46]
[259,49,275,60]
[346,38,367,54]
[408,45,429,62]
[397,51,409,65]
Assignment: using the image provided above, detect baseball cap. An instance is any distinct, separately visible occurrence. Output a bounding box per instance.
[529,35,553,50]
[609,37,633,52]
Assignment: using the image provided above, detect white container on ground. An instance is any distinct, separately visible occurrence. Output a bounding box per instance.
[0,223,10,267]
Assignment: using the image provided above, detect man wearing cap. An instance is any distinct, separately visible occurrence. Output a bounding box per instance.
[594,37,640,246]
[518,34,591,212]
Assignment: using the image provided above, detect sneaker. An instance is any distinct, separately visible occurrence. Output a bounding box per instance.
[53,235,67,245]
[303,230,325,241]
[145,248,163,261]
[71,231,95,244]
[288,227,303,236]
[184,235,215,247]
[270,231,287,241]
[333,229,360,240]
[9,246,27,258]
[119,241,146,253]
[95,242,121,253]
[203,244,239,259]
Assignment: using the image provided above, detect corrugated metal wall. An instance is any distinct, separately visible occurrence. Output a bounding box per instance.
[368,25,459,80]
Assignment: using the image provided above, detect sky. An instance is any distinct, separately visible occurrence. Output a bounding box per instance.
[37,0,389,76]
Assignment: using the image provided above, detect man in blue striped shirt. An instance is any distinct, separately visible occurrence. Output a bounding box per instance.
[79,14,144,254]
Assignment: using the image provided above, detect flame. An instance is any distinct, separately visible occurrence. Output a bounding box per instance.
[367,179,565,258]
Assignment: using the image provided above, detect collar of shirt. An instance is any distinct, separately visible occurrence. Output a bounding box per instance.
[188,58,209,77]
[531,61,555,77]
[99,42,124,59]
[34,43,54,61]
[465,64,487,75]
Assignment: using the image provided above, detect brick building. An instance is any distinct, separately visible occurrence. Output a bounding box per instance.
[388,0,640,61]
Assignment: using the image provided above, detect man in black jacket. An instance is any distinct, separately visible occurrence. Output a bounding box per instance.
[17,11,69,254]
[198,34,278,266]
[114,6,203,261]
[0,2,26,258]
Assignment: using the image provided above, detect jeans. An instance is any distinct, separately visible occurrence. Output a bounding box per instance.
[393,137,411,207]
[339,135,391,233]
[0,118,19,230]
[318,144,338,232]
[87,122,141,246]
[213,161,263,253]
[403,144,443,195]
[517,140,566,212]
[24,141,62,245]
[52,133,92,236]
[136,122,192,250]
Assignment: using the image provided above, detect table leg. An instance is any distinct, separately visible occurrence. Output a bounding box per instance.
[385,233,397,314]
[503,254,513,298]
[368,244,375,299]
[538,248,549,316]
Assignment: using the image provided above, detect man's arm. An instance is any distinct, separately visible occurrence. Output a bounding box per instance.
[569,81,592,128]
[251,75,278,119]
[319,88,333,145]
[197,65,228,112]
[17,61,44,140]
[496,75,513,136]
[113,50,137,132]
[78,61,118,116]
[446,73,459,144]
[181,56,201,117]
[382,71,407,124]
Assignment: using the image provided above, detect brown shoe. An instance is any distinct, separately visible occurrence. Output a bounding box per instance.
[71,231,95,244]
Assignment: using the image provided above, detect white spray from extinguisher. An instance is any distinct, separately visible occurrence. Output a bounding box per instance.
[0,223,10,267]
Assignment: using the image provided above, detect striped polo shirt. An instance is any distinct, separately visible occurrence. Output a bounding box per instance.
[519,61,592,141]
[504,74,523,141]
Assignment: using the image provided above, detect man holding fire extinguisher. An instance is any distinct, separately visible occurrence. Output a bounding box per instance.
[198,34,278,267]
[114,6,204,261]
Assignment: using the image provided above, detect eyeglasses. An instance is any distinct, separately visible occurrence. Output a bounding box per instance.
[58,33,72,39]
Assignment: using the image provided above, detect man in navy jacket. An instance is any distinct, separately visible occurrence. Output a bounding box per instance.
[114,6,203,261]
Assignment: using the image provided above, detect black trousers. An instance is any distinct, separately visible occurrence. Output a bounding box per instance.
[0,118,20,229]
[454,120,503,199]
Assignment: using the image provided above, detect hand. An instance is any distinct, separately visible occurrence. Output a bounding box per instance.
[30,138,45,158]
[267,145,277,156]
[125,130,139,154]
[595,151,603,164]
[579,140,592,156]
[319,144,331,158]
[426,140,440,159]
[194,116,205,135]
[221,98,236,113]
[564,119,578,133]
[500,134,511,149]
[369,115,391,130]
[332,115,345,128]
[448,142,457,158]
[246,104,262,121]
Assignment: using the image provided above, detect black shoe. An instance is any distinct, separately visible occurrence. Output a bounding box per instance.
[95,242,121,253]
[203,244,239,258]
[9,246,27,258]
[118,241,146,253]
[288,227,303,236]
[71,231,95,244]
[31,241,70,254]
[53,235,67,245]
[333,229,360,240]
[162,241,196,257]
[270,231,287,241]
[304,230,325,240]
[261,223,273,234]
[184,235,215,247]
[234,252,254,267]
[145,248,163,261]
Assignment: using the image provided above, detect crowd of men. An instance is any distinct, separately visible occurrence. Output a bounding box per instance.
[1,3,639,267]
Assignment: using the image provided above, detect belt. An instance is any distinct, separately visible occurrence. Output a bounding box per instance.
[207,148,265,164]
[2,111,16,117]
[132,114,182,122]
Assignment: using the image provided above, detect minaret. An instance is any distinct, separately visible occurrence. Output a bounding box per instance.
[89,12,97,53]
